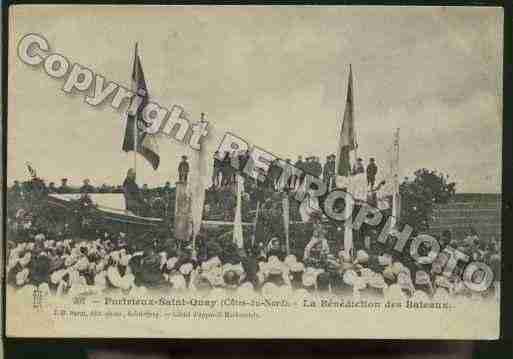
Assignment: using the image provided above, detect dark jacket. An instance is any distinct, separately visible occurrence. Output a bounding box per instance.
[366,163,378,177]
[178,161,189,173]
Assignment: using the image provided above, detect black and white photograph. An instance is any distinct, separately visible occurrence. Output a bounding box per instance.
[4,5,503,339]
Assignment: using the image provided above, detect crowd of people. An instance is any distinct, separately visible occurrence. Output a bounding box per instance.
[6,209,500,302]
[8,151,377,222]
[211,151,379,192]
[5,153,500,303]
[9,177,176,198]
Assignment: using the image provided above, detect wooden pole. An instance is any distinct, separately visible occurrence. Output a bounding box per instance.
[133,112,137,181]
[344,194,354,258]
[283,195,290,255]
[252,201,260,249]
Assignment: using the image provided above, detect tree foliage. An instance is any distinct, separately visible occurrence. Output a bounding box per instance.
[399,168,456,232]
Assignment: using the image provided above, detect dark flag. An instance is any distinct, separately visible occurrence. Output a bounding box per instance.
[122,43,160,170]
[336,65,357,177]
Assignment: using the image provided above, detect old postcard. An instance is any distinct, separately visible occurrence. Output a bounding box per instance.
[4,5,502,339]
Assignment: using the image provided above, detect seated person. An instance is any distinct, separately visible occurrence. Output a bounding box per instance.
[303,228,330,261]
[266,237,286,261]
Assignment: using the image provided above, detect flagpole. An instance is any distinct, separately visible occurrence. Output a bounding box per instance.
[350,64,358,167]
[233,174,244,250]
[334,64,356,258]
[134,112,137,181]
[391,128,400,228]
[283,194,290,255]
[347,64,354,258]
[133,43,138,181]
[252,200,260,249]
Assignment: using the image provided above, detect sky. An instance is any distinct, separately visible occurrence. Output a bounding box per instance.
[8,5,503,193]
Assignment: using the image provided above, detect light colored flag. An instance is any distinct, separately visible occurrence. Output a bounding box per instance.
[381,128,400,195]
[376,128,401,226]
[188,120,210,251]
[390,128,401,226]
[299,189,322,223]
[233,174,244,249]
[342,173,368,201]
[343,193,355,258]
[251,200,260,248]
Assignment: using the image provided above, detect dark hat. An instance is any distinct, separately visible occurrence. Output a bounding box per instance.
[223,270,240,286]
[357,158,363,161]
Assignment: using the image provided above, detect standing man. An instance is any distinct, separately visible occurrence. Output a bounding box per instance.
[80,179,95,193]
[230,150,238,184]
[141,184,151,201]
[282,159,295,191]
[238,149,250,172]
[313,157,323,178]
[178,155,190,183]
[10,180,22,196]
[323,154,336,190]
[303,227,330,262]
[47,182,58,193]
[294,155,305,188]
[122,168,143,215]
[221,151,232,186]
[267,159,281,190]
[366,158,378,188]
[212,151,221,188]
[160,181,172,197]
[58,178,71,193]
[353,158,365,175]
[303,156,313,177]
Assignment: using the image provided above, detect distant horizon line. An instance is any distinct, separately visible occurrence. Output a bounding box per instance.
[6,180,501,196]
